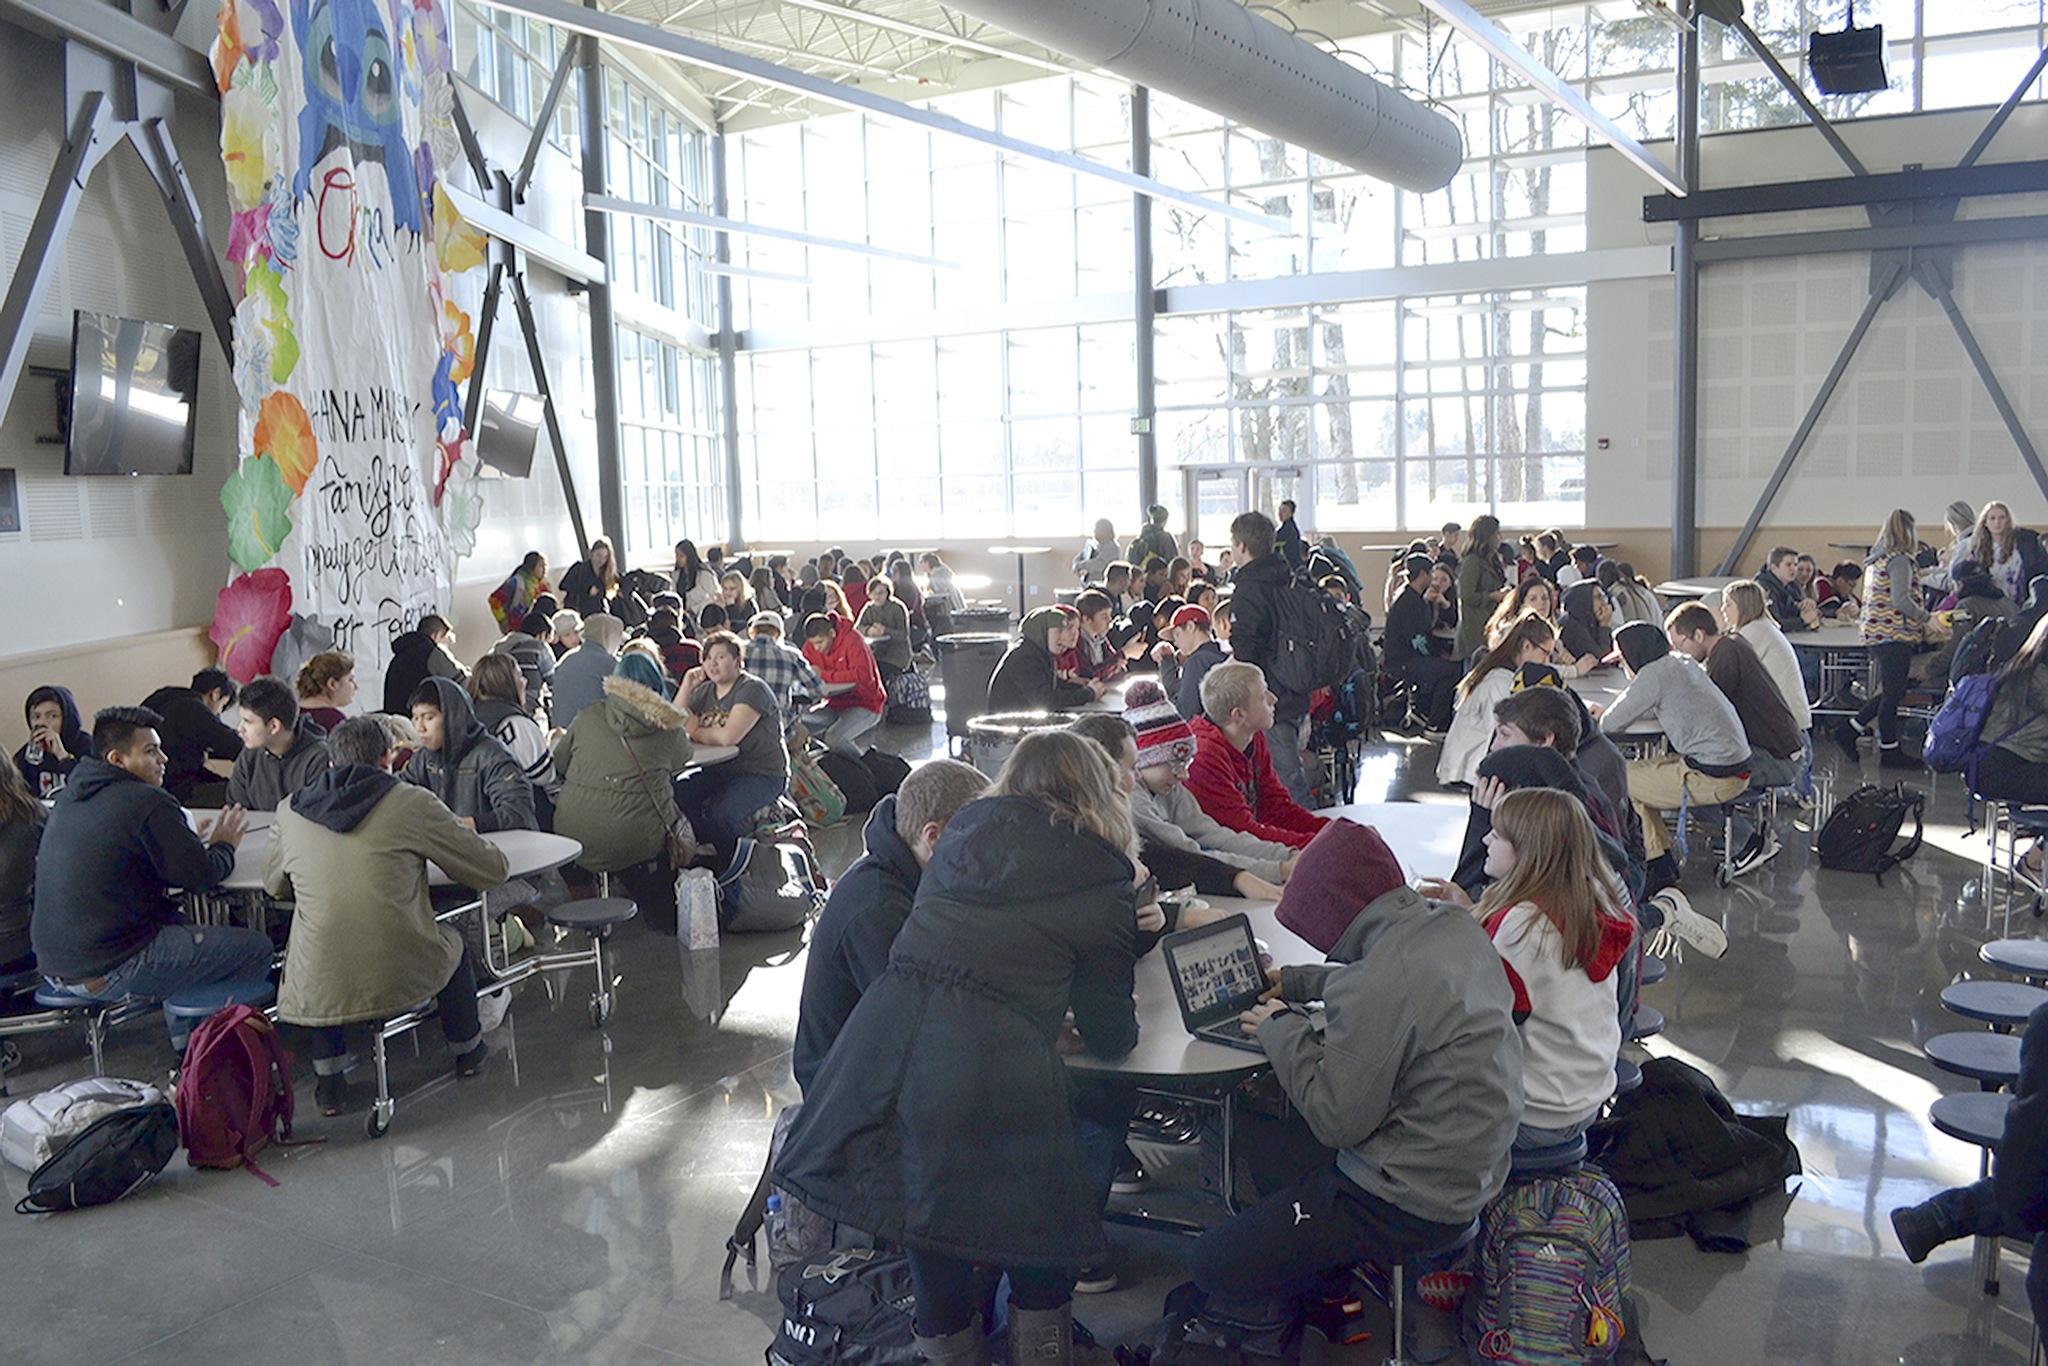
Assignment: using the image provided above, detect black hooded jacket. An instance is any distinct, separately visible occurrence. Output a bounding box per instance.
[793,794,922,1093]
[1453,744,1643,905]
[400,677,536,833]
[384,628,466,714]
[15,685,90,800]
[30,757,236,980]
[294,763,399,833]
[141,686,242,803]
[1954,575,2048,685]
[1227,551,1308,720]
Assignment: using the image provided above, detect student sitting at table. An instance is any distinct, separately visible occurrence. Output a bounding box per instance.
[1484,575,1557,653]
[466,655,559,827]
[1212,597,1233,648]
[1074,589,1132,687]
[1384,554,1461,733]
[1154,604,1228,722]
[1117,681,1295,884]
[1101,560,1135,617]
[267,716,509,1116]
[746,612,824,738]
[492,603,559,719]
[404,677,535,833]
[1492,683,1643,872]
[227,676,331,812]
[1665,602,1804,874]
[551,612,623,730]
[1188,820,1520,1316]
[1602,561,1663,626]
[1597,622,1751,894]
[29,706,268,1048]
[1438,613,1558,788]
[1815,560,1863,621]
[1720,581,1813,738]
[383,613,467,714]
[1557,544,1600,589]
[989,607,1104,714]
[1185,662,1329,851]
[16,684,91,800]
[294,651,356,732]
[1754,546,1822,634]
[1966,500,2048,605]
[856,577,913,684]
[1557,581,1615,673]
[674,631,788,860]
[142,669,241,808]
[801,611,887,757]
[1921,559,2016,684]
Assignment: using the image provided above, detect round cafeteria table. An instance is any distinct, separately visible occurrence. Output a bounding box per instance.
[1655,576,1744,601]
[687,743,739,769]
[219,827,583,894]
[1982,939,2048,982]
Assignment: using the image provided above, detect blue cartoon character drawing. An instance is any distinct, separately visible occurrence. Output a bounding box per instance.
[291,0,423,236]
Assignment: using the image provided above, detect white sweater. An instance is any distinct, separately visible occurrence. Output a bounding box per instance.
[1489,902,1622,1129]
[1437,667,1514,787]
[1737,617,1812,733]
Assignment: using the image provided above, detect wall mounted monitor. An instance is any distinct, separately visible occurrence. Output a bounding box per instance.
[65,311,200,476]
[476,389,546,479]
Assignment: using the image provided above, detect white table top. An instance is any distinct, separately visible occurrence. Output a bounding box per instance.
[1569,668,1663,739]
[218,827,583,894]
[689,744,739,767]
[987,545,1053,556]
[1068,801,1466,1080]
[1654,576,1744,599]
[1790,624,1866,651]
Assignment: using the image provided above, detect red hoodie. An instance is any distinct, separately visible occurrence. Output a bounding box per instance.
[1481,899,1636,1128]
[1184,714,1329,849]
[802,613,886,714]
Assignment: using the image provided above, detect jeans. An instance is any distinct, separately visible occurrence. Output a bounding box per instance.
[1734,748,1806,844]
[673,766,788,857]
[906,1249,1069,1338]
[72,921,276,1046]
[306,946,484,1075]
[1393,654,1462,731]
[1071,1076,1139,1219]
[1854,641,1916,747]
[802,704,881,757]
[1266,716,1312,805]
[1923,1178,2031,1245]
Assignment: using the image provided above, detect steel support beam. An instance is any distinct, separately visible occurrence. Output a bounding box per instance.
[1670,17,1700,578]
[513,35,582,200]
[1959,47,2048,171]
[713,128,745,550]
[1713,261,1906,577]
[1132,86,1158,522]
[508,269,592,557]
[449,85,495,189]
[1695,213,2048,263]
[1919,262,2048,505]
[1645,159,2048,222]
[0,0,212,100]
[130,120,236,366]
[1723,14,1868,179]
[461,262,506,434]
[578,1,626,556]
[586,192,954,270]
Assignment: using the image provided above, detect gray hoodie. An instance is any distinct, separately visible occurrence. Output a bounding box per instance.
[1130,781,1291,885]
[1258,884,1522,1226]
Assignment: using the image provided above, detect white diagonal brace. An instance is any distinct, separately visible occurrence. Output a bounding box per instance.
[1411,0,1685,196]
[588,192,958,270]
[470,0,1292,230]
[769,0,1072,74]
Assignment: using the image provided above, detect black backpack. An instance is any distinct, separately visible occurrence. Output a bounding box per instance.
[861,749,911,798]
[1265,578,1356,701]
[1816,783,1925,880]
[1126,1281,1304,1363]
[817,750,881,814]
[14,1100,179,1214]
[768,1248,923,1366]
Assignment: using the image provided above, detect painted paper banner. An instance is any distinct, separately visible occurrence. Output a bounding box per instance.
[211,0,487,690]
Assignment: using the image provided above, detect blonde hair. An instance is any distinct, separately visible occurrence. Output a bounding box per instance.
[992,730,1137,860]
[1723,579,1768,628]
[295,650,354,701]
[1972,500,2016,568]
[1199,660,1268,723]
[1474,788,1630,971]
[1874,508,1917,560]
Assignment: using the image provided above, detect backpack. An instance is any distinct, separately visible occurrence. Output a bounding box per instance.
[723,1102,876,1300]
[1127,1281,1303,1364]
[14,1101,179,1215]
[1815,783,1925,880]
[718,822,830,934]
[818,749,881,814]
[174,1004,306,1186]
[1924,671,2022,780]
[1265,579,1356,700]
[884,671,932,725]
[1,1077,164,1172]
[767,1248,923,1366]
[1466,1168,1633,1365]
[790,746,849,828]
[860,749,911,799]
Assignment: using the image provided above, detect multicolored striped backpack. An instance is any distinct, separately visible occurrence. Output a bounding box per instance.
[1467,1166,1632,1364]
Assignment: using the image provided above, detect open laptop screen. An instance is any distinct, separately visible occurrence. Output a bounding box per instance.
[1162,914,1266,1028]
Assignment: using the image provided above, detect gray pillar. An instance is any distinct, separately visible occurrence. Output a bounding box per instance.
[1132,85,1158,520]
[713,128,745,549]
[578,5,627,554]
[1670,19,1701,579]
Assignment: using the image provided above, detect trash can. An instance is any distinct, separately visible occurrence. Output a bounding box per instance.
[953,604,1012,634]
[965,711,1071,780]
[936,632,1011,741]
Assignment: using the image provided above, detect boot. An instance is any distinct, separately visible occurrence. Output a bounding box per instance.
[1007,1301,1111,1364]
[913,1317,988,1365]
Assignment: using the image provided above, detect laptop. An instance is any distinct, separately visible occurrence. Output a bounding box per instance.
[1161,913,1284,1055]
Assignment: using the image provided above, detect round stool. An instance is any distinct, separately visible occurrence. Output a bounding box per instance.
[1614,1057,1643,1096]
[544,897,639,1028]
[1981,939,2048,982]
[1509,1132,1588,1179]
[1925,1031,2023,1088]
[1931,1091,2018,1297]
[1940,980,2048,1030]
[162,976,275,1023]
[1628,1005,1665,1042]
[1639,956,1669,989]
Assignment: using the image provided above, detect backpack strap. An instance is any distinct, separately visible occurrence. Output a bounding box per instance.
[1875,786,1927,881]
[721,1152,775,1300]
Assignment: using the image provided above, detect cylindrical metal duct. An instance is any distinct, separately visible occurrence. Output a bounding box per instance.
[945,0,1463,193]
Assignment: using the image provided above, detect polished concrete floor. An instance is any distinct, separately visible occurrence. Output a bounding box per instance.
[2,718,2042,1364]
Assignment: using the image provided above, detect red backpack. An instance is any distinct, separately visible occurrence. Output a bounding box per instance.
[174,1006,311,1185]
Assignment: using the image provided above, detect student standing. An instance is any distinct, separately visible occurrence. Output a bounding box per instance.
[1456,515,1508,660]
[384,614,467,713]
[558,537,622,618]
[1073,518,1118,582]
[15,685,90,800]
[1225,510,1315,802]
[489,552,550,634]
[1837,510,1934,769]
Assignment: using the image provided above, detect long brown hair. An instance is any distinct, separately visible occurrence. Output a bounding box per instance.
[588,536,620,593]
[467,652,525,707]
[1474,788,1629,971]
[1458,613,1555,703]
[0,751,41,828]
[1972,501,2017,568]
[1873,508,1917,561]
[2000,611,2048,689]
[992,730,1137,860]
[1486,574,1555,646]
[1468,514,1502,559]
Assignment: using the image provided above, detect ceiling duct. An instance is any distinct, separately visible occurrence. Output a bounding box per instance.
[941,0,1464,193]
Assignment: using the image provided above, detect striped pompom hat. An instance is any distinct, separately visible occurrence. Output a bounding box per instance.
[1125,678,1195,771]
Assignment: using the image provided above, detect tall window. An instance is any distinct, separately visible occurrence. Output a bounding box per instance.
[452,3,580,157]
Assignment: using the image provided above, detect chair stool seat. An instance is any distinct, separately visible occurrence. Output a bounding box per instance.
[1614,1057,1643,1095]
[1510,1133,1589,1177]
[163,977,275,1020]
[1628,1005,1665,1042]
[1639,956,1669,988]
[545,897,640,931]
[1931,1092,2014,1149]
[1941,980,2048,1028]
[33,983,102,1010]
[1925,1031,2024,1086]
[1981,939,2048,982]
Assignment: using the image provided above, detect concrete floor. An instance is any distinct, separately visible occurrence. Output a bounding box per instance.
[1,717,2041,1364]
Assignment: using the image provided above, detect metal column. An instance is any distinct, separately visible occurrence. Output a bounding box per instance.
[1132,85,1158,520]
[1669,14,1701,579]
[713,128,745,549]
[578,2,627,554]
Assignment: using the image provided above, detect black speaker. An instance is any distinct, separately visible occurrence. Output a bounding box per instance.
[1807,24,1888,95]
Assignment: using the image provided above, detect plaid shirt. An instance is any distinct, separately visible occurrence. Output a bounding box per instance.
[746,635,824,733]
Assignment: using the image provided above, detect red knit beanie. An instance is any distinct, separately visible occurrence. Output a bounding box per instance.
[1276,820,1407,954]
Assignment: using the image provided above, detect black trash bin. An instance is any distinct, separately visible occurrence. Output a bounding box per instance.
[936,633,1011,741]
[965,711,1072,779]
[953,604,1012,634]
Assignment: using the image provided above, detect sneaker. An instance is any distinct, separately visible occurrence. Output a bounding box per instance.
[1725,824,1782,880]
[1880,744,1925,771]
[1890,1201,1954,1264]
[1832,721,1863,762]
[315,1072,352,1117]
[453,1042,490,1078]
[1073,1263,1119,1295]
[1110,1152,1150,1195]
[1650,887,1728,960]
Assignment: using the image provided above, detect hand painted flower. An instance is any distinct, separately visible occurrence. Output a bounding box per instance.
[431,350,461,437]
[265,194,299,267]
[209,567,294,683]
[443,300,475,384]
[220,454,294,572]
[411,2,454,79]
[253,390,318,495]
[227,203,271,274]
[210,1,247,94]
[221,98,274,211]
[433,185,488,275]
[244,257,299,385]
[230,313,273,415]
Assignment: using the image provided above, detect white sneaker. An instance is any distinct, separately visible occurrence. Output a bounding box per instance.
[1725,824,1782,880]
[1650,887,1728,960]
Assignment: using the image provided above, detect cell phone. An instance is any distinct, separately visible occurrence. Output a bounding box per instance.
[1134,874,1159,908]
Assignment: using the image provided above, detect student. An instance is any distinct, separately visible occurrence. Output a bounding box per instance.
[1138,560,1171,606]
[1185,661,1329,850]
[1598,622,1751,892]
[888,561,928,652]
[404,677,536,833]
[1794,554,1821,605]
[1131,502,1179,569]
[492,604,558,717]
[1074,518,1119,581]
[1836,509,1934,768]
[1099,560,1135,618]
[989,607,1102,714]
[30,706,268,1046]
[1456,514,1508,659]
[1187,579,1221,619]
[841,564,871,621]
[855,577,913,682]
[1967,501,2048,605]
[1226,510,1315,802]
[1186,538,1210,579]
[1719,581,1812,735]
[1486,575,1558,652]
[792,760,989,1094]
[801,611,887,755]
[777,731,1147,1363]
[0,759,41,974]
[1154,604,1228,721]
[1383,555,1460,731]
[1604,561,1663,626]
[1815,560,1863,620]
[673,539,720,615]
[466,654,559,819]
[141,669,241,807]
[720,570,756,621]
[384,613,467,713]
[551,612,623,729]
[746,613,825,738]
[922,552,965,615]
[1557,544,1600,589]
[750,567,785,620]
[1662,602,1802,873]
[551,654,693,932]
[675,631,788,856]
[489,551,550,634]
[1921,559,2014,684]
[1188,820,1519,1312]
[1212,597,1233,647]
[1069,589,1128,687]
[1557,581,1615,672]
[227,676,331,812]
[294,650,356,731]
[1437,614,1558,788]
[1274,499,1305,570]
[1214,548,1236,584]
[16,685,90,800]
[267,716,507,1114]
[558,537,621,618]
[1120,681,1294,887]
[1754,546,1821,634]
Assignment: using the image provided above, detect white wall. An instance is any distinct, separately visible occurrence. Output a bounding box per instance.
[1586,101,2048,535]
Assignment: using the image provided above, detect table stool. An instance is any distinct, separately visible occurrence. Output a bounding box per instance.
[1639,956,1669,989]
[1509,1132,1588,1180]
[1614,1057,1643,1098]
[163,977,276,1048]
[28,983,158,1076]
[1940,980,2048,1031]
[1359,1218,1482,1366]
[1716,789,1780,888]
[542,897,639,1029]
[1981,939,2048,983]
[1628,1005,1665,1043]
[365,1000,438,1139]
[1924,1031,2023,1090]
[1931,1092,2015,1296]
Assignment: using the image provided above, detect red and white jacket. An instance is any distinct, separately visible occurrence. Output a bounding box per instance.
[1482,900,1635,1129]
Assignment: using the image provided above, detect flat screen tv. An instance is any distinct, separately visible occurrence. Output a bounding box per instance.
[65,311,200,476]
[476,389,545,478]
